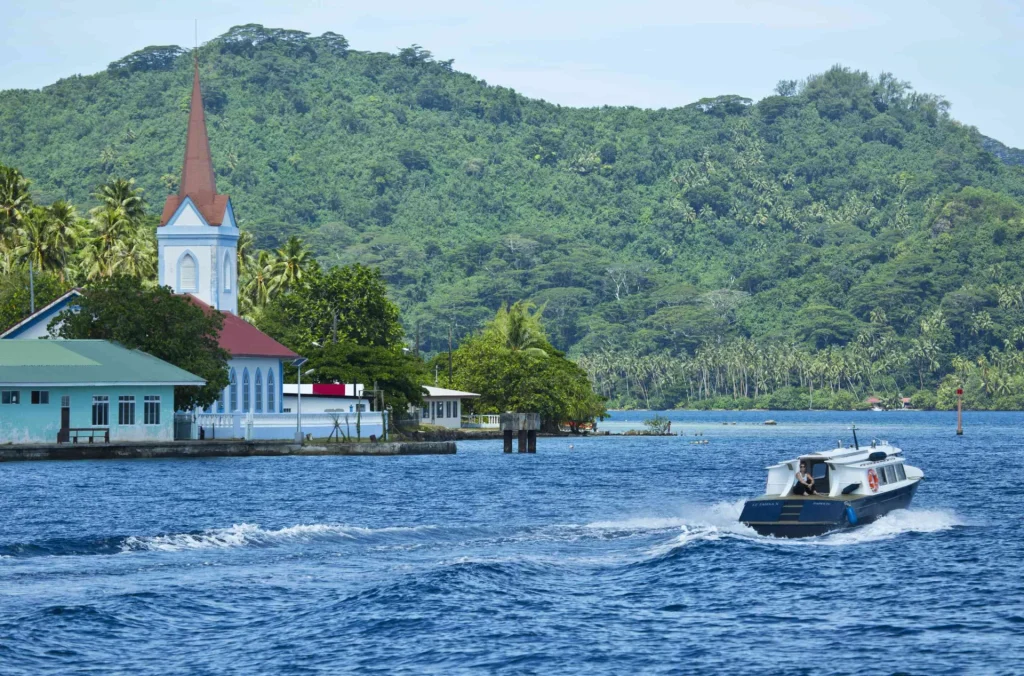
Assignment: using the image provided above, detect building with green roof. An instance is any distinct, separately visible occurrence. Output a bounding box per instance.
[0,340,204,444]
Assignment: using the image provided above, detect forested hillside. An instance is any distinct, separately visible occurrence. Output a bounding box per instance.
[4,24,1024,408]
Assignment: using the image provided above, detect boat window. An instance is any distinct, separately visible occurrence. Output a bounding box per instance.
[884,465,897,484]
[812,463,828,480]
[876,466,888,486]
[895,464,907,481]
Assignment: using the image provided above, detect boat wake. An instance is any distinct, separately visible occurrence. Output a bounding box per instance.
[642,502,964,556]
[0,524,438,558]
[121,523,438,553]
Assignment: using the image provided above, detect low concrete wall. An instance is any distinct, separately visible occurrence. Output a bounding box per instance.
[0,439,456,462]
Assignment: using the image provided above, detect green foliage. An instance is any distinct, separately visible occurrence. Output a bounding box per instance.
[643,414,672,434]
[447,303,605,430]
[303,341,426,411]
[5,30,1024,409]
[53,275,230,410]
[910,389,937,410]
[0,268,66,333]
[255,261,419,410]
[258,262,403,349]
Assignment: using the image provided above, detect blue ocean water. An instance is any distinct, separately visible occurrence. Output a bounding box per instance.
[1,410,1021,674]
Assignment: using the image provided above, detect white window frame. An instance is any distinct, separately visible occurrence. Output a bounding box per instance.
[118,395,136,426]
[144,395,161,425]
[92,395,109,426]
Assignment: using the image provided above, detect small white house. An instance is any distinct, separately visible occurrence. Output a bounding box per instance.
[419,386,480,429]
[282,383,370,414]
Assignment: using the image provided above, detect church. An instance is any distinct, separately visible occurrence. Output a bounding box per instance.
[0,60,333,436]
[157,61,298,416]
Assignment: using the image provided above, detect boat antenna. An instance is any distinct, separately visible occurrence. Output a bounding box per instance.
[851,423,859,450]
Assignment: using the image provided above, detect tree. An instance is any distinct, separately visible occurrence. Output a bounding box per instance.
[0,165,32,241]
[270,236,314,294]
[0,268,66,334]
[53,275,230,410]
[260,263,403,350]
[93,178,146,225]
[305,341,426,411]
[447,303,605,431]
[488,301,548,358]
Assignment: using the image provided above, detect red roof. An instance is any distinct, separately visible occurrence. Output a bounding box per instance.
[184,296,298,359]
[160,60,229,227]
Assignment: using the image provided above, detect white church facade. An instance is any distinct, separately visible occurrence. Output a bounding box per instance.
[156,60,298,425]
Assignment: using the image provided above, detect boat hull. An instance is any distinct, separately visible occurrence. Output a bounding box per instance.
[739,480,919,538]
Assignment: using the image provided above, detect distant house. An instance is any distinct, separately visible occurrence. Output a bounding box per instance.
[282,383,371,414]
[418,386,480,429]
[0,340,204,444]
[0,288,82,339]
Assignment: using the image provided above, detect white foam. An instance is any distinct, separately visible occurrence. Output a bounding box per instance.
[645,505,964,554]
[815,509,963,545]
[121,523,436,553]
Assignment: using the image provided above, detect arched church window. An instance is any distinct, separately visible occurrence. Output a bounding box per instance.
[224,252,232,292]
[179,253,198,292]
[255,369,263,413]
[242,369,251,412]
[229,369,237,411]
[267,369,276,413]
[218,386,225,413]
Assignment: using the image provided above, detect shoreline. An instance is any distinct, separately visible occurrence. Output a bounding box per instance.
[0,439,456,462]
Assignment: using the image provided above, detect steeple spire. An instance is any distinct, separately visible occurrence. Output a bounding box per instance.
[179,57,217,204]
[159,56,229,227]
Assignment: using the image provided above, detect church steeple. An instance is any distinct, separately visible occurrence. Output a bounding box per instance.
[180,58,217,206]
[159,57,229,227]
[156,50,239,314]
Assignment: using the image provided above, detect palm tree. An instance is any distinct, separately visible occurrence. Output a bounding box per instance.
[45,200,83,282]
[271,236,312,293]
[80,206,131,280]
[93,178,146,225]
[14,207,62,272]
[237,229,254,272]
[113,227,157,280]
[241,250,276,318]
[0,165,32,239]
[489,301,548,359]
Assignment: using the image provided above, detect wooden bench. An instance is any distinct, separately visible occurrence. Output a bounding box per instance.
[60,428,110,444]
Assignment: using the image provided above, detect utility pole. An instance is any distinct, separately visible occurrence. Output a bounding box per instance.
[448,325,453,385]
[28,258,35,314]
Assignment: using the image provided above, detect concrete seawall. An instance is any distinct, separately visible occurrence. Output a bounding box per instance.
[0,439,456,462]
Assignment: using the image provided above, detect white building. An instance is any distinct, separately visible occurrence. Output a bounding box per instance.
[157,61,299,427]
[282,383,370,414]
[418,386,480,429]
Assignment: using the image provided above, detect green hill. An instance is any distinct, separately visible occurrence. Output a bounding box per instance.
[4,24,1024,407]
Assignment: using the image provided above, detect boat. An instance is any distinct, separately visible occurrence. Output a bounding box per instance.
[738,427,923,538]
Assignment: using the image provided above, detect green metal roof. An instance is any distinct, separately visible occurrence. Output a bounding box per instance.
[0,340,205,387]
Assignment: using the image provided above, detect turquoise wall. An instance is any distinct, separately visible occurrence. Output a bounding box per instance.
[0,385,176,444]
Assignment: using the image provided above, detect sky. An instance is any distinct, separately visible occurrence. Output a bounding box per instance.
[3,0,1024,145]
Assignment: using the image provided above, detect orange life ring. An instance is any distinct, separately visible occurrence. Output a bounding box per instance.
[867,469,879,493]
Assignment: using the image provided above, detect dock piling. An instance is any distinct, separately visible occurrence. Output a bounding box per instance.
[500,412,541,454]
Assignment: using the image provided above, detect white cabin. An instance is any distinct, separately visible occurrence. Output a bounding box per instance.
[764,442,924,499]
[416,386,480,429]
